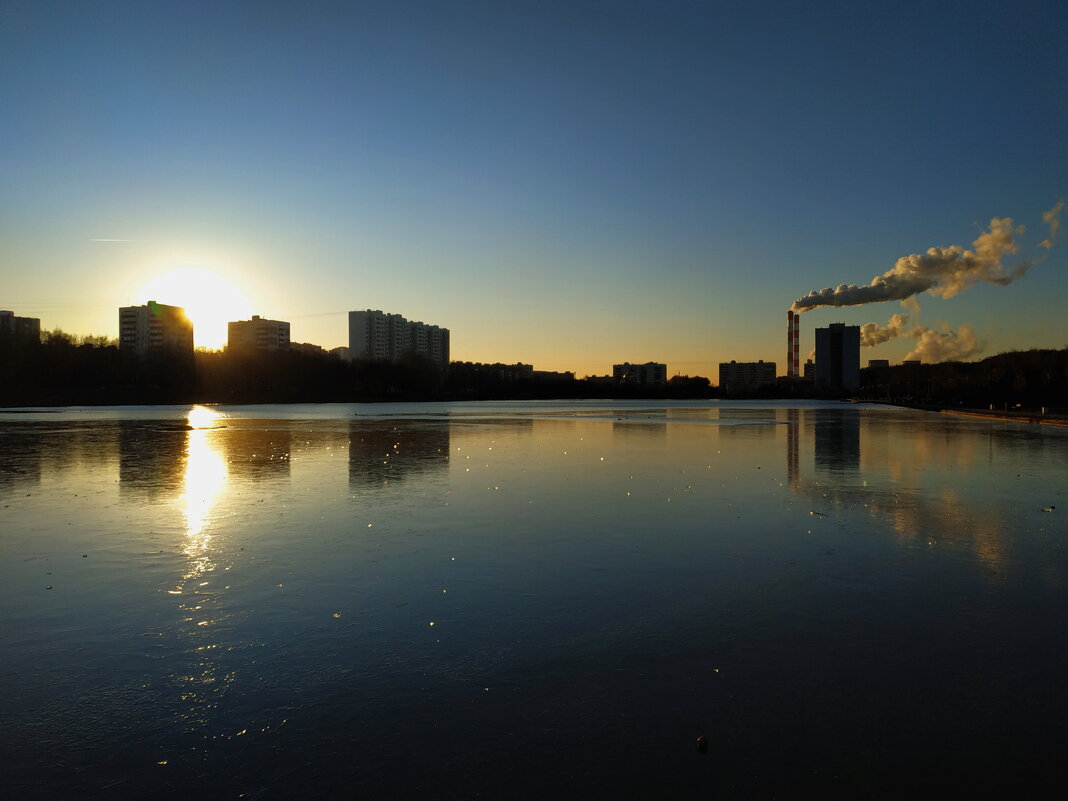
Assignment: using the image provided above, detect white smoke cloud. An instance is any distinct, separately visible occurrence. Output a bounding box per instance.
[904,323,982,363]
[860,310,983,363]
[860,313,910,347]
[1039,200,1065,250]
[792,217,1027,312]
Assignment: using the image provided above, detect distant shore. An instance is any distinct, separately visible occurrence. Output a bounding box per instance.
[940,408,1068,427]
[869,401,1068,427]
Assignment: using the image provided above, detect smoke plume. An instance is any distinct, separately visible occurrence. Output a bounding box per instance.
[1040,200,1065,250]
[860,311,983,363]
[791,217,1026,312]
[860,313,910,347]
[903,323,982,363]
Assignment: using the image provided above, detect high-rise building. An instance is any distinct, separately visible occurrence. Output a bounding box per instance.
[227,315,291,352]
[613,362,667,386]
[119,301,193,356]
[348,309,449,370]
[718,360,776,392]
[815,323,860,390]
[0,310,41,347]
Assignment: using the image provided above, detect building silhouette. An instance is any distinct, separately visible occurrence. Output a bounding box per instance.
[718,360,776,393]
[0,310,40,347]
[815,323,860,390]
[348,309,449,369]
[118,301,193,356]
[227,315,290,352]
[613,362,667,386]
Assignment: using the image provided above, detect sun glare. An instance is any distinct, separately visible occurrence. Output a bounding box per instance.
[137,267,254,349]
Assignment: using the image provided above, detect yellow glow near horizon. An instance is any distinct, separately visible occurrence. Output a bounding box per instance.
[137,267,253,349]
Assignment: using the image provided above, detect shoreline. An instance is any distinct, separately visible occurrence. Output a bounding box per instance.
[939,408,1068,427]
[862,401,1068,427]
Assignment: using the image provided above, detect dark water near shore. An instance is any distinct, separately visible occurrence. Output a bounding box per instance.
[2,400,1066,799]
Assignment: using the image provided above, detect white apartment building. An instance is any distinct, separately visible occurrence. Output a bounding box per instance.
[718,360,776,392]
[348,309,449,370]
[119,301,193,356]
[227,315,291,352]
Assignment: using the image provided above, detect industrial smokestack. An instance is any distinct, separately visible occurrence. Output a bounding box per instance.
[786,311,794,377]
[792,311,799,377]
[786,310,800,377]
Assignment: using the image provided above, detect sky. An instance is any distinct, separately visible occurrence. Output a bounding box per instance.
[2,0,1066,377]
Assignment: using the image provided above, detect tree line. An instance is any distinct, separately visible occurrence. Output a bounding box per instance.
[1,330,714,405]
[4,329,1064,409]
[855,348,1068,410]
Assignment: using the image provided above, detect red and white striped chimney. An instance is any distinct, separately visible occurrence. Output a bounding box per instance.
[792,311,799,377]
[787,311,796,377]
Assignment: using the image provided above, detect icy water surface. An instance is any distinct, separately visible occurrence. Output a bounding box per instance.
[1,401,1066,799]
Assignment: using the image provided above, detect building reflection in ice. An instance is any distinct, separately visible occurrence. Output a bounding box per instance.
[348,419,450,488]
[778,405,1048,574]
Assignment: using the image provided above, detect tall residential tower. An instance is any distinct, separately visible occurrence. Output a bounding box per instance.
[227,315,291,352]
[814,323,860,390]
[119,301,193,356]
[348,309,449,370]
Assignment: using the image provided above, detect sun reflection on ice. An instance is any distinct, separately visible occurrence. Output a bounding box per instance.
[169,405,237,733]
[179,406,228,584]
[182,403,228,555]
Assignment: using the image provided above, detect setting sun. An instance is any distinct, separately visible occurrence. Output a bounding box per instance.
[137,268,253,349]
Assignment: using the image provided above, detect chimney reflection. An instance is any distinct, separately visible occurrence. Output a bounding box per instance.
[786,407,800,490]
[348,420,450,487]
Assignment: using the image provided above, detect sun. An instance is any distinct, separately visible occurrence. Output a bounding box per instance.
[137,267,254,349]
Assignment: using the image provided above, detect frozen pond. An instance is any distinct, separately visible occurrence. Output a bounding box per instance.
[2,400,1066,799]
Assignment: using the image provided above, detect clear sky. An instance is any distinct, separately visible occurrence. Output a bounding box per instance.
[2,0,1066,377]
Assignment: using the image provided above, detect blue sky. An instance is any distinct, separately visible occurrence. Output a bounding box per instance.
[2,0,1065,375]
